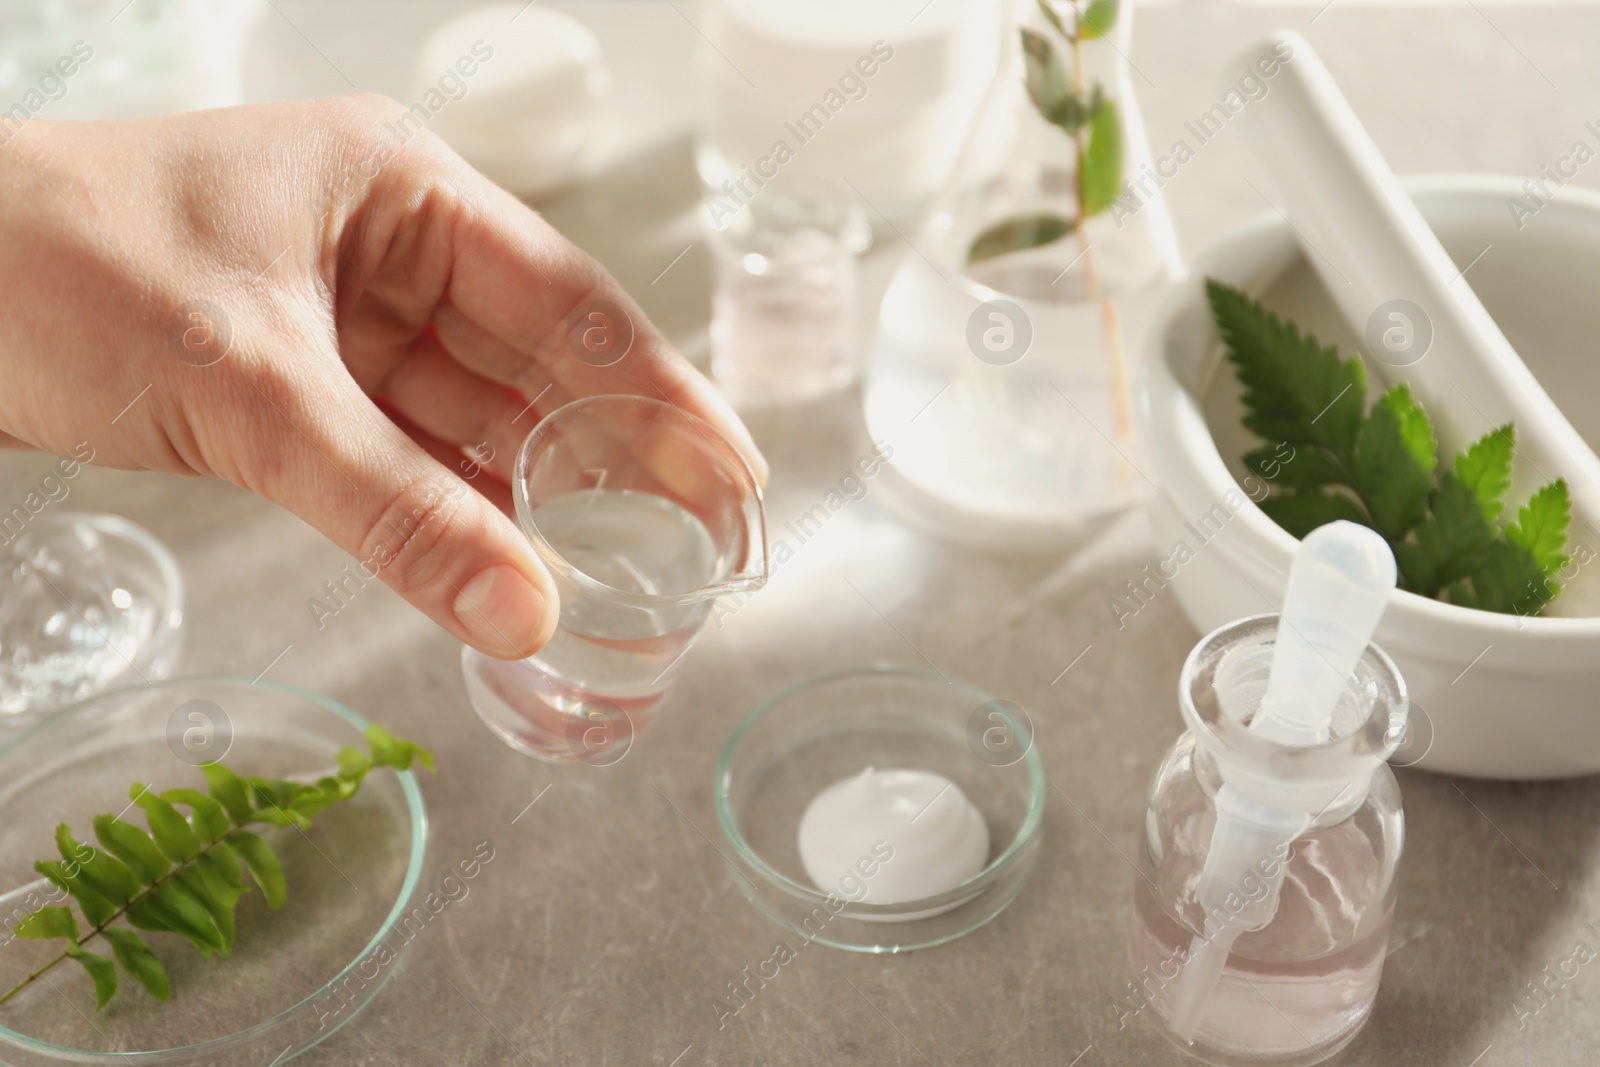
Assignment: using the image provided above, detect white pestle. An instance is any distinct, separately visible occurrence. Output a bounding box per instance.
[1166,521,1396,1041]
[1228,31,1600,539]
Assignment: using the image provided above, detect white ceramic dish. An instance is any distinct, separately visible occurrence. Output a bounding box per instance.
[1144,175,1600,780]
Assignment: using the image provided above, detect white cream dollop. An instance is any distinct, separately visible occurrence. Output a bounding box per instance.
[797,766,989,906]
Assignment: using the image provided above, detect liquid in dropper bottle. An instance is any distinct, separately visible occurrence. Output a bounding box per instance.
[1126,521,1408,1065]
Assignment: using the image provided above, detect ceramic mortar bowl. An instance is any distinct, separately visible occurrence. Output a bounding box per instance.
[1144,175,1600,780]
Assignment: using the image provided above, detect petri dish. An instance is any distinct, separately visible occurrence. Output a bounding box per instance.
[0,513,184,723]
[716,664,1045,952]
[0,677,427,1065]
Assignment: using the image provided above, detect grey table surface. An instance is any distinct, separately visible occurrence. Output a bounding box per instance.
[7,2,1600,1065]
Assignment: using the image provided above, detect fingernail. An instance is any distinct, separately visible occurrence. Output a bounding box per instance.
[453,564,548,657]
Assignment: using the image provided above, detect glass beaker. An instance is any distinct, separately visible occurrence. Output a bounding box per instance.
[863,0,1183,536]
[1126,615,1408,1066]
[461,395,768,764]
[709,192,870,407]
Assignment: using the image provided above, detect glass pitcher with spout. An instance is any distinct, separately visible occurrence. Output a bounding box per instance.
[462,395,768,764]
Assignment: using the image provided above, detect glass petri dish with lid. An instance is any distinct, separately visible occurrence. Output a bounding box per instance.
[716,664,1045,952]
[0,677,427,1065]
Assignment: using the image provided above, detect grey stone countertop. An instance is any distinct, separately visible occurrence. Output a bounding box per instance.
[6,2,1600,1064]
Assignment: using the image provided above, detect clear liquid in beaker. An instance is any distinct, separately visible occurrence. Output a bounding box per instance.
[462,489,721,763]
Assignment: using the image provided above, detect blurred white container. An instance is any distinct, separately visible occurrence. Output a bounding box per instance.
[695,0,1006,228]
[414,4,610,198]
[0,0,257,122]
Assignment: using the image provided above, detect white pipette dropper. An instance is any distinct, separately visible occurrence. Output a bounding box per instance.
[1166,520,1397,1041]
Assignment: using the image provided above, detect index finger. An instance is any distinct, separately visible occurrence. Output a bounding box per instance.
[418,160,768,485]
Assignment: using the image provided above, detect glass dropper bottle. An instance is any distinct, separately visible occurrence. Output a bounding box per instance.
[1125,522,1410,1065]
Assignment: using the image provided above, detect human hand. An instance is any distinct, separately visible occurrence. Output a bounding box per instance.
[0,95,765,659]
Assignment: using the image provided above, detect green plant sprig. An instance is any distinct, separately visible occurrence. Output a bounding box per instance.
[1208,278,1572,616]
[968,0,1122,263]
[0,725,433,1011]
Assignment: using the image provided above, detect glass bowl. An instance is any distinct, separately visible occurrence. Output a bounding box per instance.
[0,512,185,723]
[715,664,1045,952]
[0,677,427,1065]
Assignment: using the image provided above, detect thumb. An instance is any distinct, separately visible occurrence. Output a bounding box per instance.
[239,376,558,660]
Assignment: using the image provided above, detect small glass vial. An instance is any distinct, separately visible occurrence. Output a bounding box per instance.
[1126,615,1407,1066]
[708,193,869,407]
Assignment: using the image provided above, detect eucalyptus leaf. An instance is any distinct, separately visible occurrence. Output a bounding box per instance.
[967,213,1075,263]
[1080,0,1119,39]
[1020,27,1069,121]
[1049,85,1100,134]
[1080,98,1123,216]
